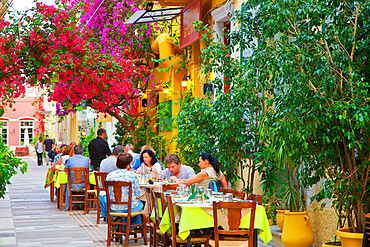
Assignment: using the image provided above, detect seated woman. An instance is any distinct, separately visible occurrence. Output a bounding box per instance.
[136,150,162,175]
[177,153,228,189]
[50,145,73,172]
[100,153,143,226]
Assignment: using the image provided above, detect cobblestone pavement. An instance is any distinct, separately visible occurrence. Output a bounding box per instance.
[0,156,273,247]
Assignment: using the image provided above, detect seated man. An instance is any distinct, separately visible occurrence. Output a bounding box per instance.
[64,145,90,211]
[100,145,125,173]
[100,153,143,227]
[161,153,195,182]
[52,144,65,166]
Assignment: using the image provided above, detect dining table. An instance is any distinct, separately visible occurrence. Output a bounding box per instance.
[151,193,273,247]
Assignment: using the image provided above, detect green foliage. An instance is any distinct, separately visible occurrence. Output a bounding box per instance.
[113,107,170,162]
[78,121,97,157]
[175,22,265,190]
[238,0,370,232]
[0,142,28,199]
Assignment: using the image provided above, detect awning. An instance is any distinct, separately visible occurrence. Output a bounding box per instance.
[125,7,183,24]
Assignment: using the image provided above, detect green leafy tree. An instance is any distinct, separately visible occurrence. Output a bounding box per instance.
[175,22,266,190]
[0,111,28,198]
[238,0,370,232]
[113,107,170,162]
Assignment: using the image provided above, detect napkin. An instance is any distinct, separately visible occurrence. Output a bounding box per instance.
[187,189,209,200]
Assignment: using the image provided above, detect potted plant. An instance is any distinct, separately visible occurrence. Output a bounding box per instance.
[257,136,314,247]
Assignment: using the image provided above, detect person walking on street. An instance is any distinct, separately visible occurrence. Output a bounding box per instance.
[35,136,44,166]
[88,128,111,171]
[43,135,54,165]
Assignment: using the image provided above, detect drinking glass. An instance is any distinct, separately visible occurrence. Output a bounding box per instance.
[176,186,182,195]
[198,186,204,193]
[205,189,212,197]
[195,194,203,203]
[226,193,233,202]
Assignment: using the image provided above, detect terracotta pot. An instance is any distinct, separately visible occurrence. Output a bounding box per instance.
[336,228,363,247]
[276,210,288,231]
[281,211,314,247]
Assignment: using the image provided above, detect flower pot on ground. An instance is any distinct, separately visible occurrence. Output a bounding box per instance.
[281,211,314,247]
[336,228,363,247]
[276,209,289,231]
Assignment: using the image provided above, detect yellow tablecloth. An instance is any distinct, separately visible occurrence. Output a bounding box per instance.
[53,171,96,188]
[159,203,272,244]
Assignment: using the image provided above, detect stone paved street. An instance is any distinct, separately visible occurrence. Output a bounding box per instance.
[0,156,147,247]
[0,156,274,247]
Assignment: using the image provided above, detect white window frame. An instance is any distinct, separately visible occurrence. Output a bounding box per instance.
[0,121,9,145]
[19,120,34,146]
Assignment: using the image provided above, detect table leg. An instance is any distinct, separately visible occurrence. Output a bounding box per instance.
[59,184,64,211]
[56,188,60,209]
[187,235,191,247]
[50,183,54,202]
[254,229,258,247]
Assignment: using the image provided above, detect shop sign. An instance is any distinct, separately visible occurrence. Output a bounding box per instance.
[180,0,202,49]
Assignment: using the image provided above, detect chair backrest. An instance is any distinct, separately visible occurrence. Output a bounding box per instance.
[164,194,177,246]
[145,187,154,215]
[220,188,234,195]
[104,181,133,215]
[94,172,109,194]
[152,191,165,224]
[162,183,179,192]
[247,194,263,204]
[209,181,222,192]
[233,190,246,200]
[67,167,89,185]
[212,200,257,247]
[364,213,370,246]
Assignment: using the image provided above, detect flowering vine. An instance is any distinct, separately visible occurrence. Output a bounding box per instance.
[0,0,154,131]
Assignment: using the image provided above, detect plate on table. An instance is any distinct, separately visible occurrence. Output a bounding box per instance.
[174,199,195,204]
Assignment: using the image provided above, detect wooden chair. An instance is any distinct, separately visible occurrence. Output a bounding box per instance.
[165,194,209,246]
[207,200,257,247]
[247,194,263,204]
[220,188,234,194]
[152,191,169,247]
[162,183,179,192]
[104,180,147,247]
[86,172,98,214]
[145,187,156,247]
[67,167,89,214]
[94,172,109,224]
[364,213,370,246]
[233,191,246,200]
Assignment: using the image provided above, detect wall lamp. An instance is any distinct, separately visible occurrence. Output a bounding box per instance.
[181,75,190,87]
[146,1,154,11]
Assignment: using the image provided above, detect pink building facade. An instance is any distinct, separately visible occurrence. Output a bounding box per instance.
[0,89,44,148]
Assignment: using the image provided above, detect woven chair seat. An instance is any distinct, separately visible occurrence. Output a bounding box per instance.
[175,235,208,243]
[109,211,144,217]
[156,229,166,236]
[87,189,96,193]
[71,189,85,192]
[209,240,249,247]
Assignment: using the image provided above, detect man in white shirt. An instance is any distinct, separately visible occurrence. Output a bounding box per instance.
[100,145,125,173]
[161,153,195,182]
[125,143,140,166]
